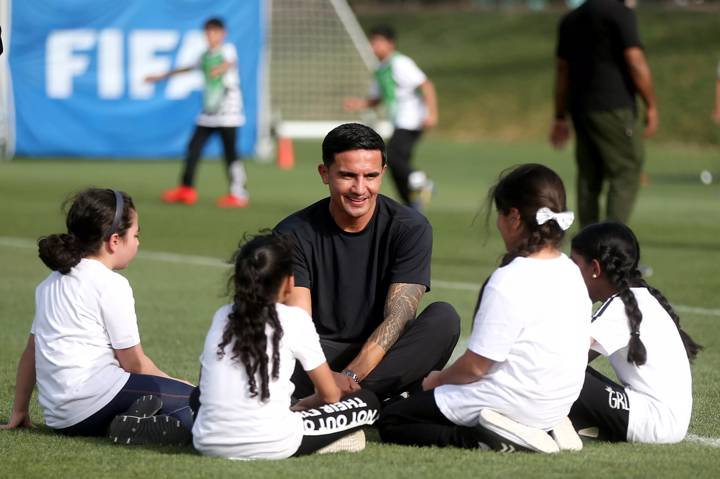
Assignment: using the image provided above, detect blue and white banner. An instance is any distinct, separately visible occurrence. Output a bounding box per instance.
[10,0,264,158]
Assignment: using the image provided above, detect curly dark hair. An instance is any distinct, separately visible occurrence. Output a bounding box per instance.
[487,163,569,267]
[572,222,701,365]
[217,233,295,401]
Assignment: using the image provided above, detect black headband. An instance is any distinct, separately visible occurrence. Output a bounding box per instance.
[106,190,124,239]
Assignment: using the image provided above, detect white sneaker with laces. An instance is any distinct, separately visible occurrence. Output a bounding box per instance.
[478,409,560,454]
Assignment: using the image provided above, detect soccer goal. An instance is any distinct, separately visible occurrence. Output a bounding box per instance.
[261,0,391,153]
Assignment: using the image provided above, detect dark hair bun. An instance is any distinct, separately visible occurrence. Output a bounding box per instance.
[38,233,82,274]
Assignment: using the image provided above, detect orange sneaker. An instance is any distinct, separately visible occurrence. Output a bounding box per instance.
[161,186,197,205]
[216,194,249,208]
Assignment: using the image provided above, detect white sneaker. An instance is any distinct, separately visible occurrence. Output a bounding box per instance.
[478,409,559,454]
[316,430,366,454]
[550,417,583,451]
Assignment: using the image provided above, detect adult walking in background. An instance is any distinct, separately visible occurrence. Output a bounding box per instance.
[550,0,658,227]
[344,25,438,211]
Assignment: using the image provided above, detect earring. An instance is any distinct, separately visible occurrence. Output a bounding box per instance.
[592,273,598,279]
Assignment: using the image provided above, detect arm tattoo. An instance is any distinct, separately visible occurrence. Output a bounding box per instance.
[369,283,426,352]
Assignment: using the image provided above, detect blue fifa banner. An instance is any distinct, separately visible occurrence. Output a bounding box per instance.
[10,0,264,158]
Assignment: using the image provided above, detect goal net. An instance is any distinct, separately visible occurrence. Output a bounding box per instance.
[265,0,391,142]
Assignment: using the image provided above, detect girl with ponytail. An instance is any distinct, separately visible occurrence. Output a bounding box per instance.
[379,164,591,453]
[570,222,700,443]
[192,233,379,460]
[2,188,194,445]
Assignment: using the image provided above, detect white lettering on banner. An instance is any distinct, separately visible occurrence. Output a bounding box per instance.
[129,30,179,99]
[47,30,96,98]
[98,29,123,99]
[45,29,206,100]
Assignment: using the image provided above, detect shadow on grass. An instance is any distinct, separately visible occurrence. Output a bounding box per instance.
[9,424,199,456]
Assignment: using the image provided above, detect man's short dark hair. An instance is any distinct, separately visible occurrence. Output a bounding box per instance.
[204,17,225,30]
[369,25,396,42]
[322,123,387,167]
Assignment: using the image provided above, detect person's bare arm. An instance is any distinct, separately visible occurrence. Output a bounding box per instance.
[550,58,571,149]
[145,66,194,83]
[420,80,438,128]
[343,283,425,383]
[343,97,382,112]
[422,349,493,390]
[291,362,342,411]
[284,286,312,316]
[114,343,179,380]
[624,47,658,137]
[1,335,36,429]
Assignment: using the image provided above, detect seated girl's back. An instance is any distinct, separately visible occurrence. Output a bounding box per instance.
[193,302,325,459]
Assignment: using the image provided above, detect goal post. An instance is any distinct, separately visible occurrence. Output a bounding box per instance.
[0,0,15,160]
[262,0,391,154]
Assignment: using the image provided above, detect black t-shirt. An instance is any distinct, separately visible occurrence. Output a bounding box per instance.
[556,0,642,113]
[273,194,432,343]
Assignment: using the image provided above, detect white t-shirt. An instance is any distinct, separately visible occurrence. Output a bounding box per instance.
[371,53,428,131]
[435,254,591,430]
[195,43,245,128]
[31,258,139,429]
[192,303,326,460]
[590,288,692,443]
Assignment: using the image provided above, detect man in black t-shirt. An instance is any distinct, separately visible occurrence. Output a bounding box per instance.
[274,123,460,401]
[550,0,658,227]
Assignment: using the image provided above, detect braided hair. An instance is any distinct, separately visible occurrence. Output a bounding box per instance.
[38,188,135,274]
[571,222,701,365]
[487,163,569,267]
[217,233,295,401]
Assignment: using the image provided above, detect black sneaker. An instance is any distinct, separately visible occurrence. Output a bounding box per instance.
[109,414,191,446]
[124,395,163,418]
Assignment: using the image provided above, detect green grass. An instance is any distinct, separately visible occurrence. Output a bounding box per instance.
[1,137,719,477]
[356,7,720,146]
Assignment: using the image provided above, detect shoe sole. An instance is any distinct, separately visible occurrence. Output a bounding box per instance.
[478,409,559,454]
[109,414,191,446]
[316,430,366,454]
[550,417,583,451]
[125,395,163,418]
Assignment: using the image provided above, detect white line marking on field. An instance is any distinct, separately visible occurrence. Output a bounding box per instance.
[685,434,720,448]
[2,236,719,317]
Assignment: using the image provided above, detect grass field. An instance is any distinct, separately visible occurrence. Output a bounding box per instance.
[1,138,719,477]
[356,7,720,146]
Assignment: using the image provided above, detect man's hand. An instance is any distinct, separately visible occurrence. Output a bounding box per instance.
[644,105,659,138]
[0,410,33,430]
[332,371,361,396]
[421,370,442,391]
[550,118,571,149]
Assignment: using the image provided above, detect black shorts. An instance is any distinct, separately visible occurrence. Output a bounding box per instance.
[569,366,630,442]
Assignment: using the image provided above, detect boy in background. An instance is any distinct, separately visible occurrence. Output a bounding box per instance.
[147,17,249,208]
[344,25,438,212]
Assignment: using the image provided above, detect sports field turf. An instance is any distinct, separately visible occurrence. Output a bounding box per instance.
[1,138,719,477]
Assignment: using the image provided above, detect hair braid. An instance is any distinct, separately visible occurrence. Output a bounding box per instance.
[636,279,702,363]
[216,234,293,402]
[600,245,647,366]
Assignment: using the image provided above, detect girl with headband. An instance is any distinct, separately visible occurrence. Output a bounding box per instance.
[1,188,194,445]
[569,222,701,443]
[379,164,591,453]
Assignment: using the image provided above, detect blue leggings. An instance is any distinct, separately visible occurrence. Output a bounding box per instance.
[57,374,196,437]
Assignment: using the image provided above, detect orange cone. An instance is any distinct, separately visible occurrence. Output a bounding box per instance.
[277,136,295,170]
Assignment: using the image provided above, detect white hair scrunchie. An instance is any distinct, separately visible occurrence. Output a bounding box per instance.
[536,207,575,231]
